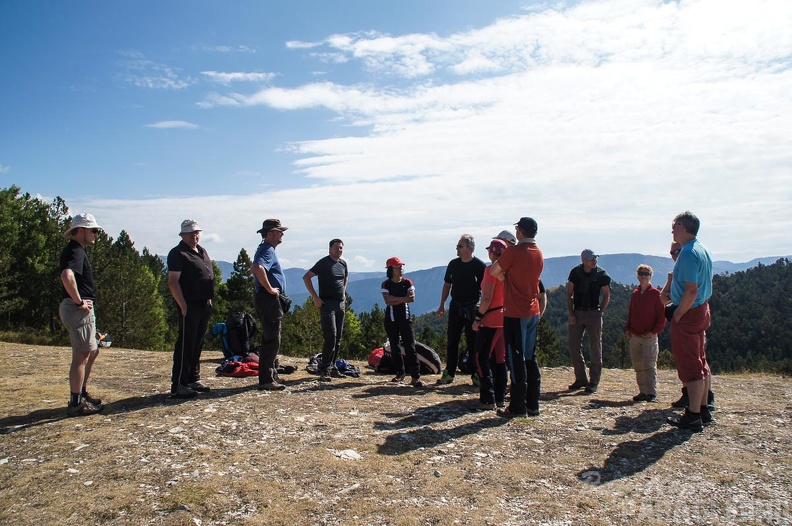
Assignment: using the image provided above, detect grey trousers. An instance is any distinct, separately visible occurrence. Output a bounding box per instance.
[567,310,603,386]
[629,333,659,395]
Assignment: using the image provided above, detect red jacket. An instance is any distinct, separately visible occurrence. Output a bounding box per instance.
[625,285,666,335]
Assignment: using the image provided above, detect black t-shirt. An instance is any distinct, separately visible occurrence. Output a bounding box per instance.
[443,257,486,305]
[60,240,96,300]
[309,255,348,301]
[567,264,611,309]
[167,241,215,302]
[381,278,414,321]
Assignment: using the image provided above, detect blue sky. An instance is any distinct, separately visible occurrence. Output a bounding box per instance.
[2,0,790,272]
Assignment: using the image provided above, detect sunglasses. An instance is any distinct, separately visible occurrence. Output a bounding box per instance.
[637,271,651,277]
[90,228,99,234]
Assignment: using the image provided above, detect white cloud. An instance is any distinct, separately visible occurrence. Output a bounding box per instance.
[86,0,792,268]
[117,59,193,90]
[201,71,276,84]
[144,121,199,129]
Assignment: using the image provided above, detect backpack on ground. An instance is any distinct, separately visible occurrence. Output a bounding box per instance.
[224,312,258,359]
[378,340,442,375]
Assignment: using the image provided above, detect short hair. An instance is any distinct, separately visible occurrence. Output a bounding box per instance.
[459,234,475,251]
[673,211,700,236]
[329,238,343,248]
[636,264,653,275]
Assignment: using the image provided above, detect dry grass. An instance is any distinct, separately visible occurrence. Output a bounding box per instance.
[0,341,790,525]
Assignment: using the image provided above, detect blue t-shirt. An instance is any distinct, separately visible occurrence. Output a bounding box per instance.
[253,241,285,293]
[671,238,713,308]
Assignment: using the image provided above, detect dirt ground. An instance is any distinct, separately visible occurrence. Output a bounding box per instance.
[0,342,790,525]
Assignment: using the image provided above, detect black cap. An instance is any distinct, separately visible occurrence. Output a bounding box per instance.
[514,217,538,237]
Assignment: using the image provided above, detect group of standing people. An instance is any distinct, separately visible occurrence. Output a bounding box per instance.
[59,211,715,433]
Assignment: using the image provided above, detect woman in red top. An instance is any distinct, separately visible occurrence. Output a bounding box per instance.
[471,239,508,409]
[625,264,666,402]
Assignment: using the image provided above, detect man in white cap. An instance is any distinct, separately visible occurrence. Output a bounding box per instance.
[566,249,611,394]
[59,213,104,416]
[167,220,215,398]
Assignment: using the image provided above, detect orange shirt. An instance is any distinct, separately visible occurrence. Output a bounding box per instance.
[480,266,504,328]
[497,242,543,318]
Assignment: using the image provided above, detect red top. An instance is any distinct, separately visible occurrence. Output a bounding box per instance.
[480,266,504,328]
[497,242,543,318]
[625,285,666,335]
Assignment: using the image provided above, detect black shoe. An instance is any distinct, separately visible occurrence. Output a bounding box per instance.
[700,405,714,425]
[170,385,198,399]
[496,407,528,418]
[257,382,286,391]
[526,408,540,417]
[187,381,211,393]
[391,373,406,383]
[672,386,689,408]
[632,393,648,402]
[667,409,703,432]
[67,400,103,417]
[318,370,332,382]
[410,377,423,388]
[644,394,657,403]
[584,384,598,394]
[330,368,347,379]
[568,380,587,390]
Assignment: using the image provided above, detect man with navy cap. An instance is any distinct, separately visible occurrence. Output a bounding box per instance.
[566,248,612,393]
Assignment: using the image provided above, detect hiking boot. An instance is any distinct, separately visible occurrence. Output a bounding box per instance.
[188,381,211,393]
[671,387,688,408]
[632,393,648,402]
[584,384,598,394]
[318,370,332,382]
[170,385,198,399]
[568,380,587,390]
[471,401,496,411]
[644,394,658,403]
[410,377,423,388]
[700,405,714,425]
[81,391,102,406]
[496,407,528,418]
[436,370,454,385]
[330,368,347,379]
[258,382,286,391]
[471,372,480,387]
[67,400,103,417]
[667,409,703,432]
[391,373,406,383]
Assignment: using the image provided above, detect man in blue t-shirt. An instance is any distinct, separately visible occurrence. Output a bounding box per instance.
[303,239,349,381]
[252,218,288,391]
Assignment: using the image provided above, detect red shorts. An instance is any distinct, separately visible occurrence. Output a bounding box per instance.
[671,302,711,383]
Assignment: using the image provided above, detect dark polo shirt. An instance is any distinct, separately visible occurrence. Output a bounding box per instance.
[167,241,215,302]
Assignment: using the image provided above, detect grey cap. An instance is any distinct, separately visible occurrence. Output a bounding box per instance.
[581,249,598,260]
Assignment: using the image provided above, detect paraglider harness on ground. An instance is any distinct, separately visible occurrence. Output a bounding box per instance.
[306,354,362,378]
[368,341,442,375]
[215,354,297,378]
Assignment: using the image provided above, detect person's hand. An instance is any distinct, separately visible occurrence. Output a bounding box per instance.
[568,313,576,325]
[271,288,281,298]
[312,296,323,308]
[437,306,445,318]
[472,320,480,332]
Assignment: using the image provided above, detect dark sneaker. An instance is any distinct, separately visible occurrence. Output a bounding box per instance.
[187,381,210,393]
[526,408,540,417]
[632,393,648,402]
[81,391,102,406]
[584,384,598,394]
[496,407,528,418]
[471,401,496,411]
[667,410,703,432]
[391,373,406,383]
[330,368,347,379]
[318,370,332,382]
[436,370,454,385]
[700,405,714,425]
[258,382,286,391]
[170,385,198,399]
[410,377,423,388]
[645,394,658,403]
[67,400,103,417]
[568,380,587,390]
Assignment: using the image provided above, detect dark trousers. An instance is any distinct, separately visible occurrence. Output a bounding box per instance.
[172,300,212,390]
[384,317,420,378]
[319,299,345,372]
[254,291,282,385]
[447,302,476,376]
[476,326,507,406]
[504,315,541,413]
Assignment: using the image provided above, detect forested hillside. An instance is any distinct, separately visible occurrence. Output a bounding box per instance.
[1,185,789,374]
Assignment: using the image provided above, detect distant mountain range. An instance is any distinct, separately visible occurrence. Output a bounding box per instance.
[215,254,789,317]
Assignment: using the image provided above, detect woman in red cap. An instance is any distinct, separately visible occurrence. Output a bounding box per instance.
[380,257,422,387]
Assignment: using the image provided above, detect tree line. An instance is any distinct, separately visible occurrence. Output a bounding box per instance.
[1,185,789,374]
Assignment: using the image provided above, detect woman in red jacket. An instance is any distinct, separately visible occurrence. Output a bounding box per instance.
[625,264,666,402]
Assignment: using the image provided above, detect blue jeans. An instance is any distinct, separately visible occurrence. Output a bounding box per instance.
[504,315,541,413]
[319,300,345,372]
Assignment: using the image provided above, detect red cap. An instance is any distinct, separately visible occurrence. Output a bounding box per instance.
[386,256,405,268]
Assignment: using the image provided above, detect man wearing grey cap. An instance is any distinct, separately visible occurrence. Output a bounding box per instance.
[252,218,289,391]
[59,213,104,416]
[566,249,611,393]
[167,220,215,398]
